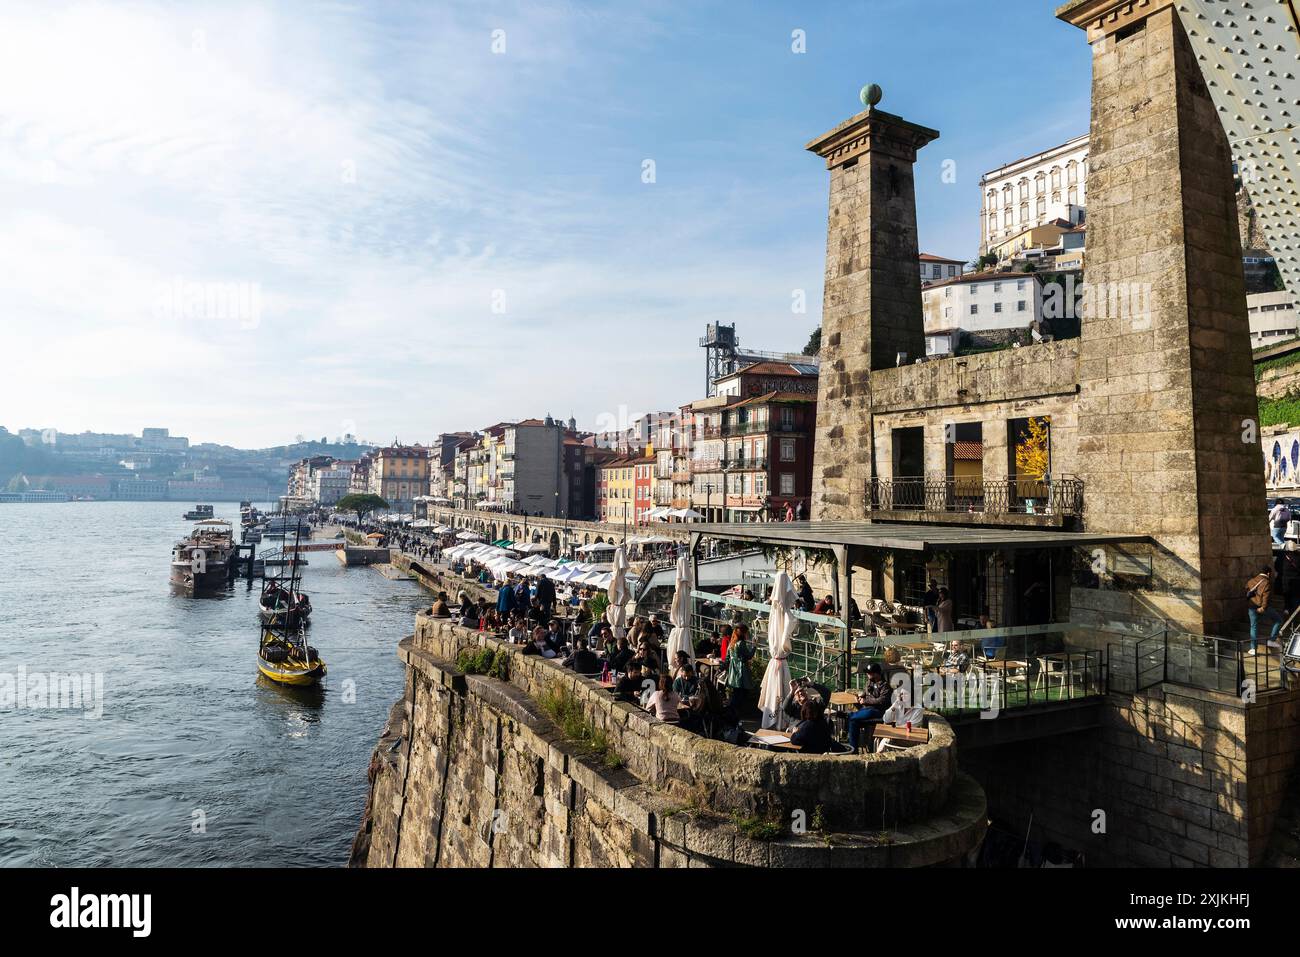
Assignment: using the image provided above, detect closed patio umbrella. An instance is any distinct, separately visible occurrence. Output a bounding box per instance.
[606,544,630,638]
[665,554,695,668]
[758,570,799,730]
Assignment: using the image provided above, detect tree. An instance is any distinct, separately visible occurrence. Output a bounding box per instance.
[1015,417,1050,480]
[802,327,821,356]
[336,493,389,520]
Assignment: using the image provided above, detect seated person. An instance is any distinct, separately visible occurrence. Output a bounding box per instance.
[631,641,661,677]
[781,677,831,724]
[605,636,633,674]
[789,696,833,754]
[522,627,556,659]
[616,662,650,698]
[847,663,893,752]
[672,663,698,700]
[545,619,566,655]
[643,674,682,721]
[507,615,527,643]
[940,639,970,674]
[694,630,722,660]
[812,595,836,616]
[564,638,601,674]
[429,592,451,619]
[587,618,607,642]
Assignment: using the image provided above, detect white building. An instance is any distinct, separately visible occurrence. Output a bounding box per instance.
[921,273,1044,357]
[1248,290,1298,347]
[919,253,965,284]
[980,134,1088,254]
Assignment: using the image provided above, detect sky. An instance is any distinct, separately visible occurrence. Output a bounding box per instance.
[0,0,1093,449]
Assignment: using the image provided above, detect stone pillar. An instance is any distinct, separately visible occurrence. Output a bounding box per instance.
[806,103,939,520]
[1059,0,1268,634]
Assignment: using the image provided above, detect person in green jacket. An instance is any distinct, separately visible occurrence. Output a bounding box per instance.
[722,623,757,716]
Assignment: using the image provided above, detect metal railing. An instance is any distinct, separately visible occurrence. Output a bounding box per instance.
[722,457,768,470]
[868,475,1085,517]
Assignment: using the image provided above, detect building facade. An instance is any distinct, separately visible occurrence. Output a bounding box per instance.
[369,445,430,508]
[980,134,1089,254]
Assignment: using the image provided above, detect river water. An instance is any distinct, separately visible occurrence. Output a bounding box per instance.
[0,501,426,867]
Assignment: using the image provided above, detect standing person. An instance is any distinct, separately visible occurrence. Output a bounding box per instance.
[794,575,815,612]
[721,623,756,715]
[934,587,955,633]
[923,579,940,633]
[535,574,556,622]
[784,501,794,523]
[1271,499,1293,546]
[497,577,516,618]
[1247,564,1283,654]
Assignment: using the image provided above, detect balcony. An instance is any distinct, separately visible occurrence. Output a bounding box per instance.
[692,457,722,472]
[671,471,692,483]
[867,475,1085,525]
[698,426,722,439]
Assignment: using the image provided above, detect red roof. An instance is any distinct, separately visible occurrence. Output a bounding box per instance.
[919,252,965,264]
[729,360,818,378]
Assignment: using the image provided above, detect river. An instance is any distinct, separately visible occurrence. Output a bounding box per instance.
[0,501,426,866]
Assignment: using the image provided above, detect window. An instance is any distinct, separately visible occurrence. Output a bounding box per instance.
[1017,279,1026,291]
[1036,197,1046,217]
[994,302,1002,313]
[780,438,796,462]
[947,265,956,277]
[1017,300,1026,312]
[970,305,979,315]
[993,281,1002,292]
[780,407,794,428]
[780,473,795,495]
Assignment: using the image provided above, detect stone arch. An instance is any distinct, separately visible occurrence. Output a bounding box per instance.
[549,531,560,558]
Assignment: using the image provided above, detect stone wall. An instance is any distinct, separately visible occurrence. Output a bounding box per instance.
[351,615,988,868]
[1066,5,1268,635]
[960,683,1300,866]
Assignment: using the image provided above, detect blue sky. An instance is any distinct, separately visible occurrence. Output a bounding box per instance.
[0,0,1092,448]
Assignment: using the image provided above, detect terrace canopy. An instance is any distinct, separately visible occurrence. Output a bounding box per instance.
[686,520,1151,688]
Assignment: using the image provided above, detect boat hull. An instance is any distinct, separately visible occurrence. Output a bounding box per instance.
[170,562,232,595]
[256,656,326,686]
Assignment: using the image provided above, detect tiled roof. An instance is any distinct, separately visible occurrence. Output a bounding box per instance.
[919,252,966,264]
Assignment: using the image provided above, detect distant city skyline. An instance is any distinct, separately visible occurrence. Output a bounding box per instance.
[0,0,1091,448]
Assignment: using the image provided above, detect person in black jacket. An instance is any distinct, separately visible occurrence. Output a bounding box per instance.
[847,663,893,752]
[789,697,833,754]
[564,638,601,674]
[606,636,633,674]
[535,575,556,621]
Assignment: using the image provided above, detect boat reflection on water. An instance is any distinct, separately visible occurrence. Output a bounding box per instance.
[254,673,326,712]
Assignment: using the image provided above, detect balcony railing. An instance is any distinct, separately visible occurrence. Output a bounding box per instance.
[723,420,802,436]
[722,457,768,470]
[867,475,1085,517]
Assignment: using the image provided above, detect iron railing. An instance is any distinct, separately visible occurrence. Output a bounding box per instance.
[868,475,1085,517]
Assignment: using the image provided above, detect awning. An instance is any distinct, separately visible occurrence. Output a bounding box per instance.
[685,520,1151,553]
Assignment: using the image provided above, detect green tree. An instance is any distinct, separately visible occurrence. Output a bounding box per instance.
[336,492,389,519]
[802,327,821,357]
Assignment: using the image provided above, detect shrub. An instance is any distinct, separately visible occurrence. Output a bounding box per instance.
[537,681,624,769]
[456,646,510,681]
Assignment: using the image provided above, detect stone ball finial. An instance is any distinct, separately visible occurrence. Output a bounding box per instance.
[860,83,883,109]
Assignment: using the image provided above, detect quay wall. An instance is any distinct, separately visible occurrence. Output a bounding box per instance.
[959,684,1300,867]
[350,615,988,868]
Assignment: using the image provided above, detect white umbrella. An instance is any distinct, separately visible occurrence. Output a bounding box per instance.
[456,530,484,541]
[606,544,630,638]
[758,570,799,730]
[577,542,616,554]
[665,554,695,668]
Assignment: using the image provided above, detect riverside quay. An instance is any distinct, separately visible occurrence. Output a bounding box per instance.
[346,0,1300,870]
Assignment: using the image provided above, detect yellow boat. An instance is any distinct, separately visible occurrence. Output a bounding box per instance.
[257,630,326,686]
